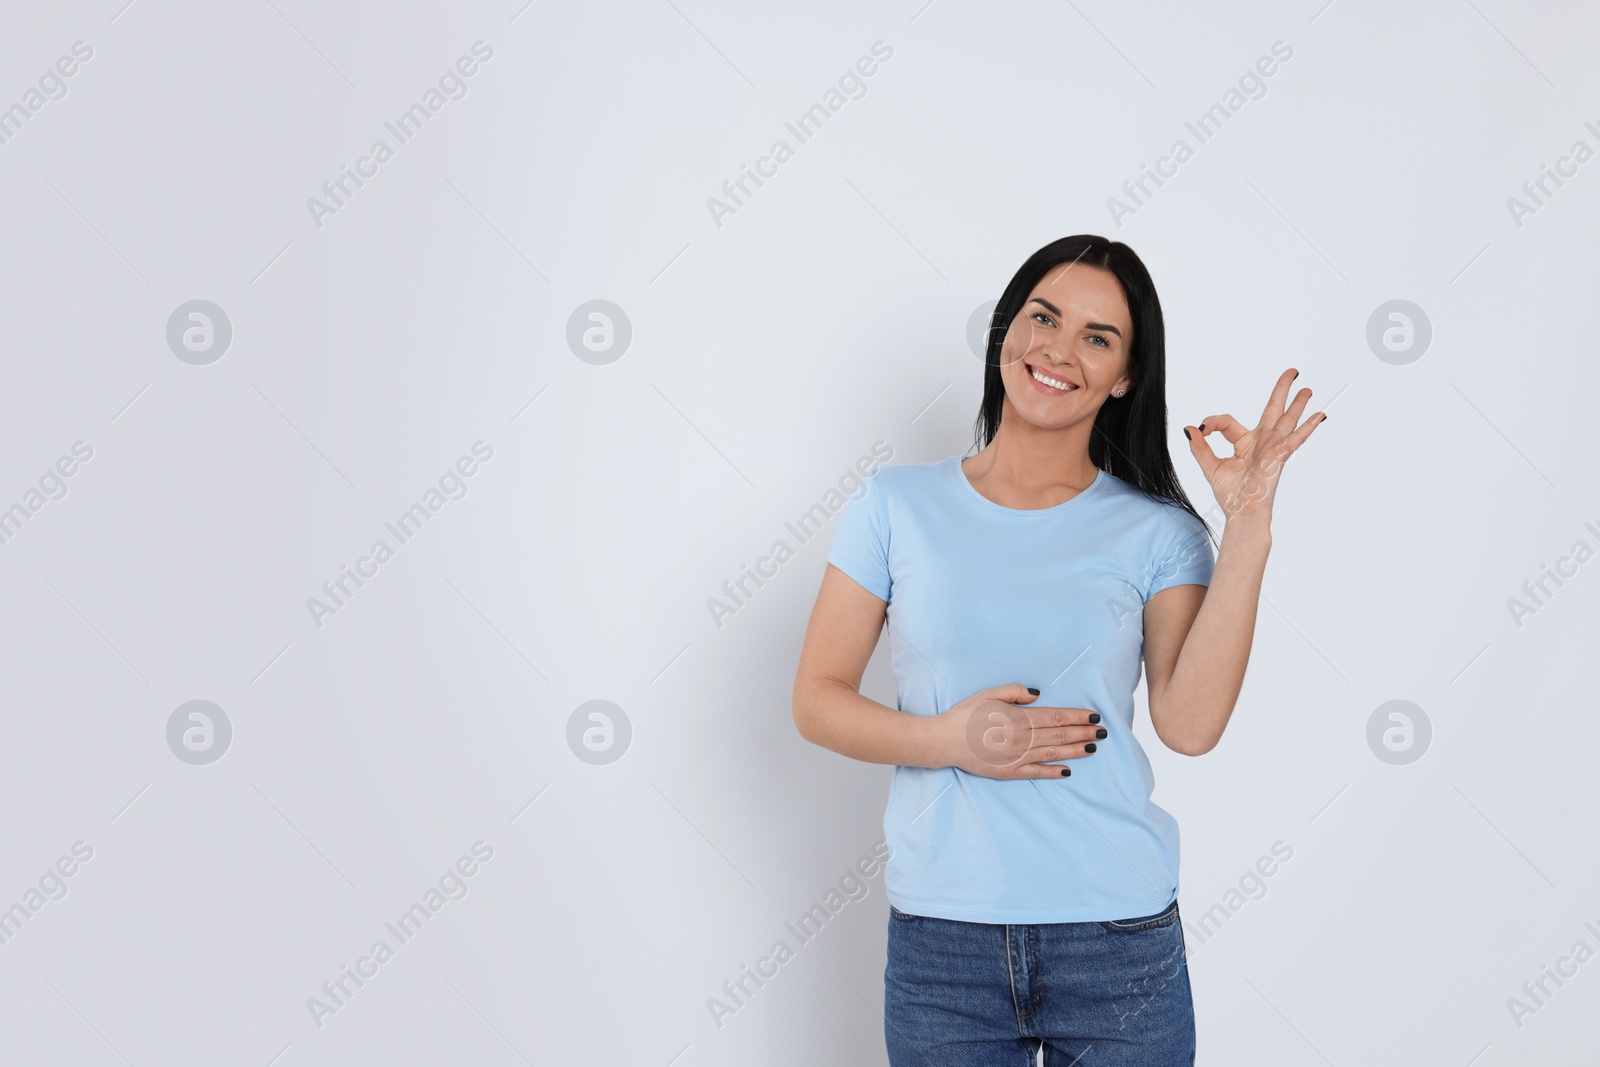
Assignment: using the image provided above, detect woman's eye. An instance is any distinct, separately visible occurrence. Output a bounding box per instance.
[1033,312,1054,326]
[1087,335,1109,347]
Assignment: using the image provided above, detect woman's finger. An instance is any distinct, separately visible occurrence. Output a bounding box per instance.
[999,761,1076,779]
[1021,706,1101,731]
[1196,413,1248,444]
[1021,741,1098,764]
[1283,407,1328,451]
[1028,723,1103,747]
[1274,387,1313,436]
[1183,422,1223,480]
[1259,367,1298,427]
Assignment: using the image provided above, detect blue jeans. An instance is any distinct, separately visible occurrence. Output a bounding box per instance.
[884,899,1195,1065]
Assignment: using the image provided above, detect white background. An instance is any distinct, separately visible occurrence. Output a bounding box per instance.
[0,0,1596,1064]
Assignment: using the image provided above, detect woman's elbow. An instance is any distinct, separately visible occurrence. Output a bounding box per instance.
[1153,718,1219,756]
[1165,736,1217,757]
[791,679,826,743]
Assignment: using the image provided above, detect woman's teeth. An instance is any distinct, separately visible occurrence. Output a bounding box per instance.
[1031,366,1075,391]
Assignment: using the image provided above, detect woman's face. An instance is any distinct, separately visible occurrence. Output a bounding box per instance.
[997,263,1135,429]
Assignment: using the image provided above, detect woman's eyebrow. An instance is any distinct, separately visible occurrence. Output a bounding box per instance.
[1029,298,1123,338]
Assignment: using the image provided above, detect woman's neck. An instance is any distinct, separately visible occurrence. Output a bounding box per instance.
[962,417,1099,510]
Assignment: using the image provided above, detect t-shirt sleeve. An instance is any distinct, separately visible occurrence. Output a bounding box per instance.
[1144,508,1215,601]
[825,473,892,602]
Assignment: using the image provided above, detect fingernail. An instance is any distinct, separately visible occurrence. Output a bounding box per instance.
[1095,728,1108,739]
[1088,713,1101,724]
[1085,742,1097,754]
[1198,422,1206,432]
[1060,767,1071,777]
[1027,687,1040,696]
[1183,427,1191,440]
[1292,370,1300,381]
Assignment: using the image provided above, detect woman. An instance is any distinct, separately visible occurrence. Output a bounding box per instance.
[791,234,1325,1064]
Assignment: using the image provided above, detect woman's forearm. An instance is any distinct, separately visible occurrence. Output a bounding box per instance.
[793,682,944,769]
[1153,514,1273,754]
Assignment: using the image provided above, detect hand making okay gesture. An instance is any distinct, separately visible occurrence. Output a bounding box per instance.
[1182,367,1327,520]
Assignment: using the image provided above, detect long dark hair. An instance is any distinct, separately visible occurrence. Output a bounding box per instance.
[973,234,1214,543]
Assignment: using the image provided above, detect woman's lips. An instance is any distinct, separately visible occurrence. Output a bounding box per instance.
[1025,362,1078,396]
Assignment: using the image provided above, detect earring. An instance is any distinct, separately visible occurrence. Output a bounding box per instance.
[1114,389,1125,397]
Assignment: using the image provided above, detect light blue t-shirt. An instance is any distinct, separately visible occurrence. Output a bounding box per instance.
[825,454,1216,924]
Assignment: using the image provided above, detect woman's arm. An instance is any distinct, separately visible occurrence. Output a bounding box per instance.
[793,564,946,768]
[1145,367,1325,756]
[794,564,1105,775]
[1142,515,1272,756]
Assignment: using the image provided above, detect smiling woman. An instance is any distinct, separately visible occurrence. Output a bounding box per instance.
[792,234,1326,1065]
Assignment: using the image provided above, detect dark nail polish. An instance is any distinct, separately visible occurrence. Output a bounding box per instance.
[1183,427,1191,440]
[1088,713,1101,724]
[1198,422,1206,432]
[1292,371,1299,381]
[1027,687,1040,696]
[1095,728,1108,739]
[1060,767,1071,777]
[1084,742,1097,754]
